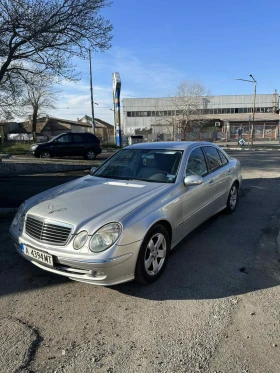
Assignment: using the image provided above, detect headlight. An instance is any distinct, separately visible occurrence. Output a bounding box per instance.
[73,231,88,250]
[12,202,26,229]
[30,144,38,150]
[89,223,122,253]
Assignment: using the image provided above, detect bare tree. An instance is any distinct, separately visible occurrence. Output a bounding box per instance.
[0,0,113,118]
[22,77,58,140]
[172,81,210,140]
[155,81,210,140]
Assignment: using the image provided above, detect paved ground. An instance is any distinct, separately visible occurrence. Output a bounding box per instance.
[0,150,280,373]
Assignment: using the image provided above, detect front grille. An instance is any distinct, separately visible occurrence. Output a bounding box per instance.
[25,215,72,246]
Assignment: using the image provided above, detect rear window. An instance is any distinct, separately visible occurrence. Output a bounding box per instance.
[203,146,223,172]
[218,150,229,165]
[72,134,83,143]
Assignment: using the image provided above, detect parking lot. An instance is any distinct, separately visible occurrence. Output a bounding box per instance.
[1,150,280,373]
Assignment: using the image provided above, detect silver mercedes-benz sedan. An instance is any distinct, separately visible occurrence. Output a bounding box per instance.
[9,142,242,286]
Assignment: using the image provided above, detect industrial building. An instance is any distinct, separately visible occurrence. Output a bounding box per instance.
[122,91,279,142]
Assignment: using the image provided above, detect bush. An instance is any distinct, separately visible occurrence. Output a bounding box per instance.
[0,143,31,155]
[101,143,119,148]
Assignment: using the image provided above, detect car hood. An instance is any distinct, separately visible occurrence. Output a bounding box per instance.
[31,141,50,147]
[26,176,170,233]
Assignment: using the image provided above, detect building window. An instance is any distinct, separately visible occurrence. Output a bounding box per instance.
[127,112,131,117]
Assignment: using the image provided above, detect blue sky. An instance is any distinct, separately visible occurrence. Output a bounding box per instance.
[52,0,280,124]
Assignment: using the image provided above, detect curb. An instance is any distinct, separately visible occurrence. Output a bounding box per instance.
[0,163,92,176]
[220,147,280,151]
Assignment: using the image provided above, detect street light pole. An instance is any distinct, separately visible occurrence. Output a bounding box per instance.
[235,75,257,148]
[250,74,257,148]
[88,48,95,134]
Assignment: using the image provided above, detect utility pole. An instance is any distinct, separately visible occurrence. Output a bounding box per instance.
[250,74,257,148]
[235,75,257,148]
[88,49,95,134]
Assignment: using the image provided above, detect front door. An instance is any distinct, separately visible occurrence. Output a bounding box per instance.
[53,134,72,157]
[182,146,216,235]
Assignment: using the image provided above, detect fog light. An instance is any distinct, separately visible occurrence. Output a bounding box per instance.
[91,270,106,278]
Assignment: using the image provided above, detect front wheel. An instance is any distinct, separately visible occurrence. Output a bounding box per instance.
[225,183,239,213]
[135,224,170,284]
[39,151,51,158]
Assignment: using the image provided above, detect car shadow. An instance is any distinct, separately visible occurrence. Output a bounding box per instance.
[112,176,280,301]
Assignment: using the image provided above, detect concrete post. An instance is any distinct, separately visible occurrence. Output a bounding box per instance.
[0,126,5,145]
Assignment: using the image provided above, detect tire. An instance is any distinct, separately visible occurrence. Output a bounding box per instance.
[39,151,52,158]
[135,224,170,284]
[85,149,97,160]
[225,182,239,214]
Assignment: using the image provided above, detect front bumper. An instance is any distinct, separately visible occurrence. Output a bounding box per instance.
[10,232,140,286]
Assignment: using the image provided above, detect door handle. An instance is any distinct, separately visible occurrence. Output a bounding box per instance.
[209,179,214,185]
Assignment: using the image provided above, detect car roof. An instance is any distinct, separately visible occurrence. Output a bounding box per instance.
[125,141,215,151]
[71,132,91,135]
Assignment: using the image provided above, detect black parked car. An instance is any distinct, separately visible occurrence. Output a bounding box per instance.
[30,133,102,160]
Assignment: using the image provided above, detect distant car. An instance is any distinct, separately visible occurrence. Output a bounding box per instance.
[10,142,242,286]
[30,132,102,160]
[128,135,144,145]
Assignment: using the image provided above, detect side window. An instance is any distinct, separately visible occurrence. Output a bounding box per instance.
[57,134,71,143]
[203,146,222,172]
[186,147,208,177]
[218,150,229,165]
[72,134,83,143]
[86,134,98,143]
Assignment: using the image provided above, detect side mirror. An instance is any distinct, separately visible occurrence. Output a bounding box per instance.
[90,167,97,176]
[184,175,203,187]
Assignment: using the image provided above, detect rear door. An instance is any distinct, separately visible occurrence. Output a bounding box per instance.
[71,133,85,156]
[182,146,216,234]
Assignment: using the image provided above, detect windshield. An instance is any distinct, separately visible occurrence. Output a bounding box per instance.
[48,134,63,142]
[94,148,183,183]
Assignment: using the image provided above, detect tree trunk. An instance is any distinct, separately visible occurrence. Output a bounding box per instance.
[32,107,38,142]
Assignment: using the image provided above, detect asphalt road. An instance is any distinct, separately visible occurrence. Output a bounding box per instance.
[1,150,280,373]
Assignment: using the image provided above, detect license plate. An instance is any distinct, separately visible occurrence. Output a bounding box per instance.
[21,244,53,266]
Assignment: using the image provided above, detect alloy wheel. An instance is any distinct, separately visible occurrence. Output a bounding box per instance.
[87,151,96,160]
[229,185,237,210]
[144,233,167,276]
[40,152,51,158]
